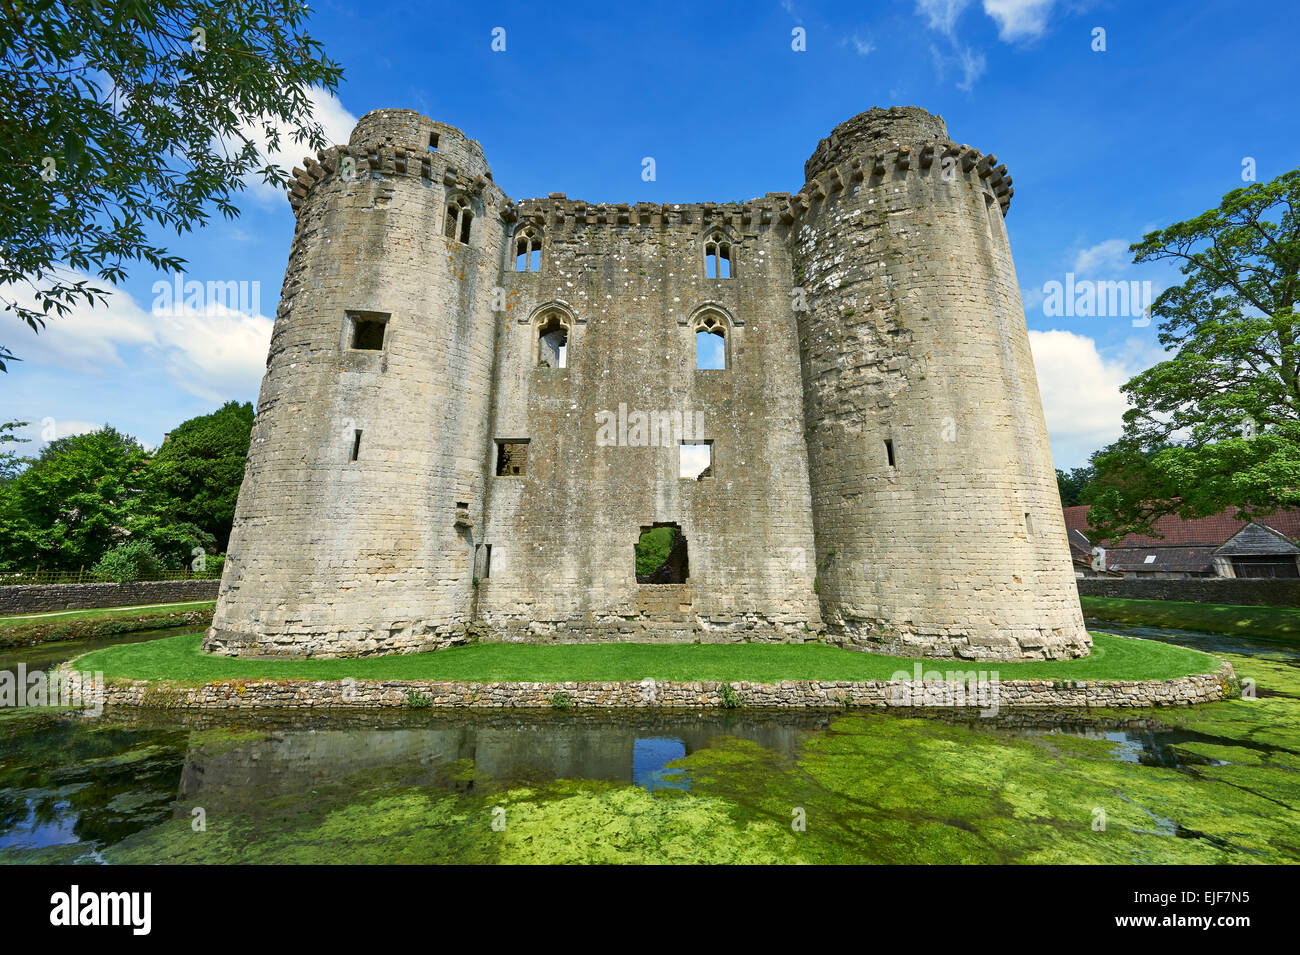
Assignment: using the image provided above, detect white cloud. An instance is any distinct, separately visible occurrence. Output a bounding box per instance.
[3,271,272,405]
[233,87,357,201]
[982,0,1055,41]
[850,34,875,56]
[1029,329,1148,468]
[1073,237,1131,274]
[916,0,973,37]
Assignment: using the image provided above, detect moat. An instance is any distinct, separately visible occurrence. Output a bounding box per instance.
[0,627,1296,864]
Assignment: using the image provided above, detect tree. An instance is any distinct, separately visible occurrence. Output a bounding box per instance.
[0,419,29,483]
[0,0,342,369]
[142,400,252,551]
[1083,168,1300,541]
[0,425,212,570]
[1055,465,1095,507]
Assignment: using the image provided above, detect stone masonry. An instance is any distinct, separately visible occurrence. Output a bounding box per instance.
[205,105,1091,661]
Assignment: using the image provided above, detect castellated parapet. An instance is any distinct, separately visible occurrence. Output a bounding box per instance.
[205,105,1090,662]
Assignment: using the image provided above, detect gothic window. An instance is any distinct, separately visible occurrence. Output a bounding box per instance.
[536,309,570,368]
[445,196,473,245]
[514,225,542,272]
[692,310,728,370]
[703,232,734,279]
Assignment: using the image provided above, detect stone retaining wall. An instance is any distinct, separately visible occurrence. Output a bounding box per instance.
[0,579,220,615]
[66,664,1235,710]
[1077,577,1300,608]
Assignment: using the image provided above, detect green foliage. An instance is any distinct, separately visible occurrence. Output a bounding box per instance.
[0,420,29,483]
[0,0,343,368]
[1084,168,1300,540]
[91,539,163,582]
[717,683,742,709]
[142,401,253,551]
[549,691,573,710]
[406,689,431,709]
[634,526,675,577]
[1055,465,1095,507]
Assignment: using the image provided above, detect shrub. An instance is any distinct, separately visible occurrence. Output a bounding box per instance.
[91,541,164,583]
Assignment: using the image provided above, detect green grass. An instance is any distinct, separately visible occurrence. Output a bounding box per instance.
[0,600,215,627]
[1081,596,1300,643]
[73,631,1218,686]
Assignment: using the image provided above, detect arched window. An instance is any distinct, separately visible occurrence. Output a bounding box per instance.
[514,225,542,272]
[693,310,728,370]
[444,196,473,244]
[703,232,734,279]
[536,309,570,368]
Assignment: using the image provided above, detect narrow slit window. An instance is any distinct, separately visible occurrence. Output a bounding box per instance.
[884,438,895,468]
[459,209,473,244]
[1024,512,1033,537]
[483,544,492,578]
[680,441,713,480]
[495,439,530,476]
[350,429,362,462]
[984,194,999,240]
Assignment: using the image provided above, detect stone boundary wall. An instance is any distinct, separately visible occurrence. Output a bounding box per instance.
[1077,578,1300,608]
[0,580,220,616]
[66,664,1235,710]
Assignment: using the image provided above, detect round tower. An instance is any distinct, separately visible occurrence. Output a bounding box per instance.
[791,106,1090,661]
[206,109,506,657]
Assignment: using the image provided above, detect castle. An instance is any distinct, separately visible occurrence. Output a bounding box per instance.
[205,105,1091,662]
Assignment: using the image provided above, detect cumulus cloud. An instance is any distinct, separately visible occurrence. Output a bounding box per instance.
[1029,329,1153,468]
[1073,237,1132,274]
[982,0,1056,41]
[3,271,272,405]
[232,87,357,201]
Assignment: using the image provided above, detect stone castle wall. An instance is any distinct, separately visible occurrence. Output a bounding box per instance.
[1078,577,1300,608]
[0,579,219,616]
[205,105,1089,661]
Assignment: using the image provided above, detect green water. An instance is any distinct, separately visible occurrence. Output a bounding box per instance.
[0,634,1296,864]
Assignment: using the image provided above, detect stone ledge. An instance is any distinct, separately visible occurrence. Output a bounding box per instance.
[59,664,1236,710]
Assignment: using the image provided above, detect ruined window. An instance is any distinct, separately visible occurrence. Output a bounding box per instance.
[703,234,734,279]
[984,193,1000,241]
[445,196,473,245]
[680,441,712,480]
[514,225,542,272]
[536,310,569,368]
[428,131,439,152]
[347,311,389,351]
[495,439,529,476]
[884,438,895,468]
[350,429,362,462]
[635,524,689,584]
[1024,512,1034,537]
[476,543,492,579]
[693,311,727,370]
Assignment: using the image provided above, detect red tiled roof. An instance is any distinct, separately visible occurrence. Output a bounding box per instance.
[1063,505,1300,548]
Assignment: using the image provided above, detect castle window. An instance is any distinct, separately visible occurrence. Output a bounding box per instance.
[536,309,569,368]
[445,196,473,245]
[350,429,362,462]
[692,311,728,370]
[884,438,895,468]
[1025,512,1034,537]
[429,131,439,152]
[495,439,530,476]
[984,194,1000,241]
[476,543,492,579]
[703,234,734,279]
[635,524,689,584]
[346,311,389,351]
[680,441,712,480]
[514,225,542,272]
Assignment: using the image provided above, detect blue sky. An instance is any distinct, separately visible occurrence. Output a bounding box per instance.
[5,0,1298,468]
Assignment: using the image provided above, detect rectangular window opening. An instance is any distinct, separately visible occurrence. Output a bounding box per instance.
[348,311,389,351]
[884,438,895,468]
[483,544,492,578]
[680,441,713,480]
[495,439,530,476]
[350,429,362,462]
[429,132,439,152]
[1024,511,1033,537]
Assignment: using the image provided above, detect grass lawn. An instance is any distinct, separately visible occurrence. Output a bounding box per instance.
[73,631,1219,686]
[1081,596,1300,643]
[0,600,216,628]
